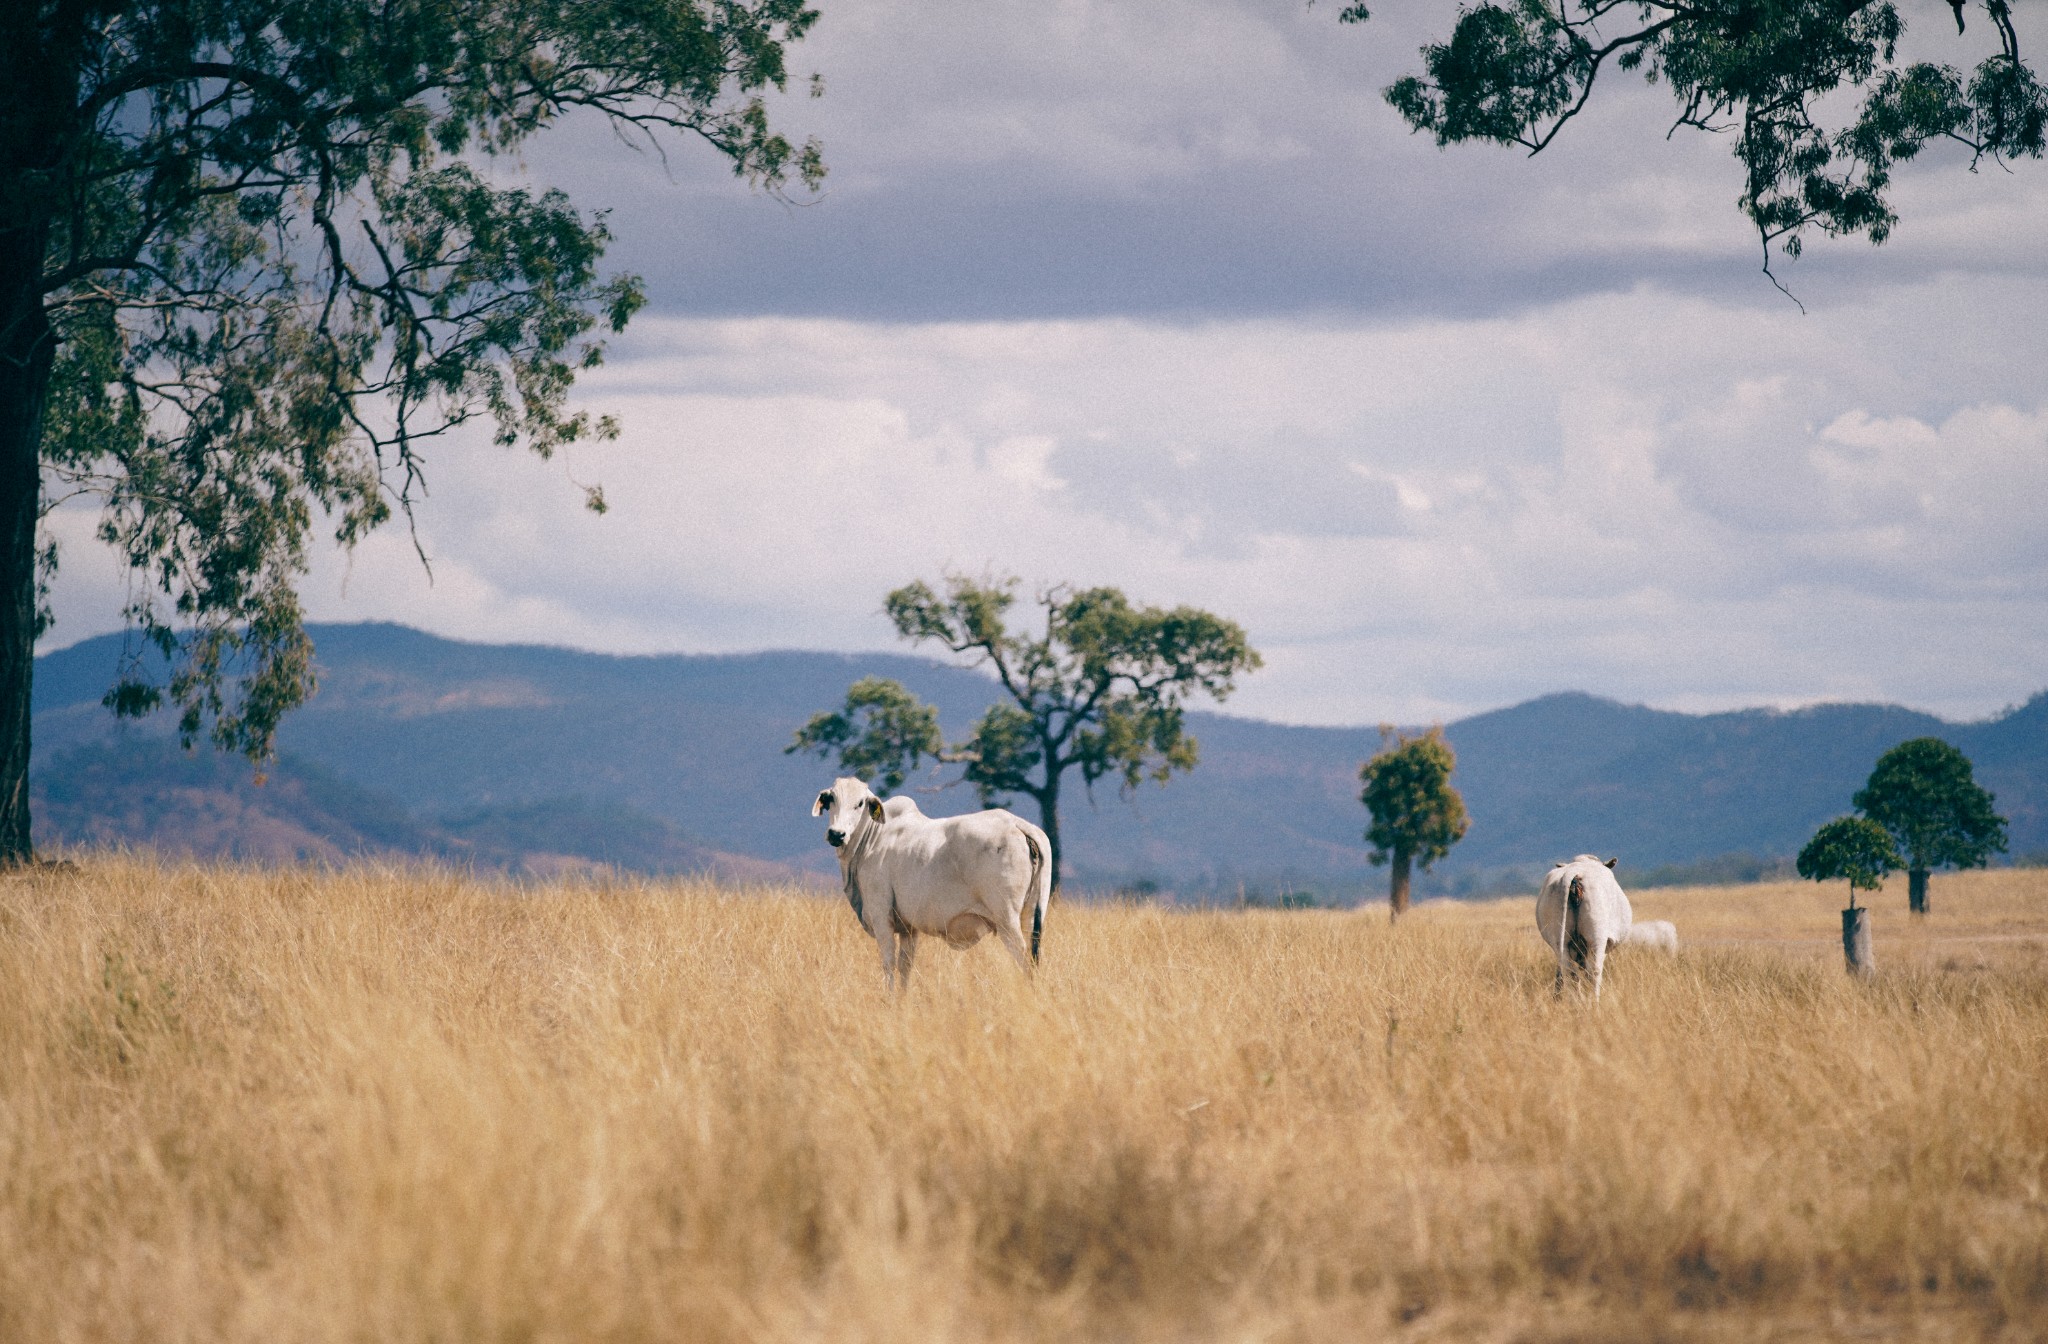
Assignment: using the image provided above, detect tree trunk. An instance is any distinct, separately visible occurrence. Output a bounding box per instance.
[1033,778,1062,898]
[0,226,52,868]
[1908,867,1929,916]
[1841,904,1873,977]
[1,3,73,864]
[1388,845,1412,921]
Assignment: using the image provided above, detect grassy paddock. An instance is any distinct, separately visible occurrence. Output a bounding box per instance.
[1,860,2044,1343]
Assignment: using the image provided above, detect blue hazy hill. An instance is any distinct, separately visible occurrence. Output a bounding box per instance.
[32,623,2047,897]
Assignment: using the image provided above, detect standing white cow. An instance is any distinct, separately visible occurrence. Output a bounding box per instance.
[1535,855,1633,1000]
[812,777,1052,988]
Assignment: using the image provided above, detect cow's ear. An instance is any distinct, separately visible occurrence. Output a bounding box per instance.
[866,796,885,823]
[812,791,830,817]
[1605,857,1618,870]
[1552,861,1564,868]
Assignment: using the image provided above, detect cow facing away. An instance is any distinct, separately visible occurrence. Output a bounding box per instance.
[812,777,1052,988]
[1535,855,1633,1000]
[1622,919,1679,952]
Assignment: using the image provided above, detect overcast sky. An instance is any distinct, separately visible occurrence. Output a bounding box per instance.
[42,0,2048,725]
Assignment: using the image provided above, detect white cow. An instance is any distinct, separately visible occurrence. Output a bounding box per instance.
[812,777,1052,988]
[1622,918,1678,952]
[1534,855,1633,1000]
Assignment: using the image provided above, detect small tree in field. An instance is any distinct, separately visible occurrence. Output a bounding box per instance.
[1853,738,2007,916]
[1358,726,1468,921]
[789,575,1261,892]
[1796,816,1902,910]
[1800,814,1900,978]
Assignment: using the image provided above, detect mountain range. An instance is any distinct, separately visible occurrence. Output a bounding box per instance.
[30,623,2047,900]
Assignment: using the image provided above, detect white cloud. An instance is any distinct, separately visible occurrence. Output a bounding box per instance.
[43,274,2046,726]
[34,3,2048,731]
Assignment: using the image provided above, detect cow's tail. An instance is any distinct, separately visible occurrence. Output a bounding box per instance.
[1563,874,1588,980]
[1024,829,1049,965]
[1549,871,1570,994]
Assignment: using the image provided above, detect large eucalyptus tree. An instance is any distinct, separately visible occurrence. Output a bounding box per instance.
[0,0,822,862]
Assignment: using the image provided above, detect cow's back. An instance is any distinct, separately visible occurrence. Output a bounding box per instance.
[1535,856,1633,951]
[873,808,1037,932]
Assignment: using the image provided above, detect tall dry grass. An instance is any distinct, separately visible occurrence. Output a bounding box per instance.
[1,858,2044,1342]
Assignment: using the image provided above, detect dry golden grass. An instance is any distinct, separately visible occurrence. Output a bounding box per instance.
[2,858,2044,1343]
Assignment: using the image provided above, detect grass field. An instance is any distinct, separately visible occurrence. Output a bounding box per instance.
[2,859,2044,1343]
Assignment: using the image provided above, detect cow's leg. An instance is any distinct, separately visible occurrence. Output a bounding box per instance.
[1549,909,1572,997]
[895,930,918,989]
[1543,898,1568,996]
[1587,937,1611,1003]
[875,921,899,988]
[994,911,1034,978]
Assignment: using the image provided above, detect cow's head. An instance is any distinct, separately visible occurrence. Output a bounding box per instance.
[812,776,885,849]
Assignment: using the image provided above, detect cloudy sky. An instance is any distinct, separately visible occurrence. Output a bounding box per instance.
[43,0,2048,725]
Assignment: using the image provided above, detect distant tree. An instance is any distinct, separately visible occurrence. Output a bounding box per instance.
[1340,1,2045,286]
[1853,737,2007,915]
[0,0,824,865]
[788,575,1262,891]
[783,676,940,797]
[1796,814,1902,910]
[1358,726,1468,920]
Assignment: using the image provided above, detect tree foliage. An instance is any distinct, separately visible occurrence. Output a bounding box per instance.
[1853,737,2008,874]
[787,676,941,797]
[788,575,1262,888]
[1345,1,2046,280]
[1796,814,1902,907]
[7,0,823,769]
[1358,726,1469,870]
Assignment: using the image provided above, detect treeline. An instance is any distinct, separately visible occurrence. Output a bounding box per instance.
[797,576,2015,918]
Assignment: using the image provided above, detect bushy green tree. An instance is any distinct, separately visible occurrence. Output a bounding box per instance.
[0,0,824,864]
[1796,814,1902,910]
[1853,737,2007,915]
[1341,1,2045,286]
[789,575,1262,891]
[1358,726,1468,920]
[785,676,940,797]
